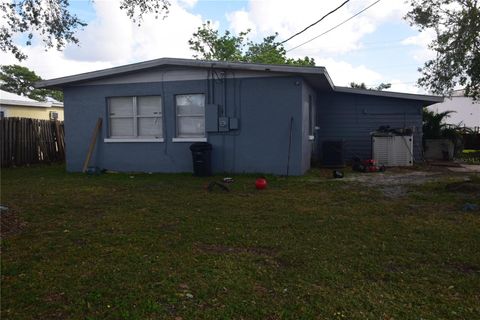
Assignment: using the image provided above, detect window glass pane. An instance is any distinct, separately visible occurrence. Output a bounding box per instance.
[177,103,204,115]
[176,94,205,108]
[138,117,162,137]
[110,118,134,137]
[176,94,205,137]
[177,117,205,137]
[138,96,162,116]
[109,97,133,116]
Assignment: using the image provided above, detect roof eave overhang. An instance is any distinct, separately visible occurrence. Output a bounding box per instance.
[0,99,62,108]
[334,86,444,105]
[35,57,330,90]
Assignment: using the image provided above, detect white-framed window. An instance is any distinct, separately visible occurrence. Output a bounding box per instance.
[106,96,163,142]
[175,94,205,139]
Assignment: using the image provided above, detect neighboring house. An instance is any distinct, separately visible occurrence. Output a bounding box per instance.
[36,58,442,175]
[428,89,480,128]
[0,89,64,121]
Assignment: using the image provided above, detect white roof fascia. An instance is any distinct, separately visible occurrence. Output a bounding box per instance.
[35,57,328,89]
[334,86,443,103]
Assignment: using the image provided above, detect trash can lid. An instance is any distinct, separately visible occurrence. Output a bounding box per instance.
[189,142,212,151]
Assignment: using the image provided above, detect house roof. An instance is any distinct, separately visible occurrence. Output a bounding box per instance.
[334,86,444,103]
[36,57,332,89]
[35,57,442,104]
[0,89,63,108]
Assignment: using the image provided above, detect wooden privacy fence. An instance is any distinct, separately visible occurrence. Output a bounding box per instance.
[463,133,480,150]
[1,117,65,167]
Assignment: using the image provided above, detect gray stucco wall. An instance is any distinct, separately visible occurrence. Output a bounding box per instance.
[63,75,307,175]
[316,91,424,162]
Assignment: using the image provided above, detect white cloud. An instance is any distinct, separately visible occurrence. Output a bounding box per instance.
[0,0,431,97]
[0,46,113,79]
[222,0,431,94]
[386,79,423,94]
[401,29,437,62]
[226,9,256,36]
[314,57,382,87]
[65,0,204,63]
[308,57,425,94]
[0,0,206,79]
[226,0,410,55]
[64,1,134,62]
[178,0,198,9]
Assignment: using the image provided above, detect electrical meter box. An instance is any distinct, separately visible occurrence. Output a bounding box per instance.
[219,117,229,132]
[229,118,239,130]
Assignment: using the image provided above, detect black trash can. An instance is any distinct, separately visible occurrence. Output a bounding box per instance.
[189,142,213,176]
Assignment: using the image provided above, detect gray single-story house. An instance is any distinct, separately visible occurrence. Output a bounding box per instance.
[37,58,442,175]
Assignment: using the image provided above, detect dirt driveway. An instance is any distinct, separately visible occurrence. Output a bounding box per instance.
[340,164,480,198]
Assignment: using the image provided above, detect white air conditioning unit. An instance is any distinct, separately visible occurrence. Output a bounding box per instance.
[372,135,413,166]
[49,111,59,120]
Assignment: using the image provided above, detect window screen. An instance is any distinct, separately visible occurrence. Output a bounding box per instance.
[175,94,205,138]
[108,96,162,139]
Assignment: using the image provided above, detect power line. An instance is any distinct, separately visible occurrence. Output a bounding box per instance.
[313,42,422,53]
[280,0,350,44]
[286,0,383,52]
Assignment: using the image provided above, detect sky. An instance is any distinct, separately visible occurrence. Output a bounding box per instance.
[0,0,437,94]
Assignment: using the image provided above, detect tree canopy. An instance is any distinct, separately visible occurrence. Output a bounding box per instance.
[405,0,480,99]
[0,65,63,102]
[349,82,391,91]
[188,22,315,66]
[0,0,170,61]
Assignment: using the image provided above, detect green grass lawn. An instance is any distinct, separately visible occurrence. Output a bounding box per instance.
[460,150,480,164]
[1,165,479,319]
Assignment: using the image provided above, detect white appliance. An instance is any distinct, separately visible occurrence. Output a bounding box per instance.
[372,135,413,166]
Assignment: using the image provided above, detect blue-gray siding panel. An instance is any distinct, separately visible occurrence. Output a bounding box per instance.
[316,92,424,162]
[63,76,306,175]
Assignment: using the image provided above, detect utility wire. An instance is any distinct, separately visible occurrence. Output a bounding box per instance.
[287,0,383,52]
[280,0,350,44]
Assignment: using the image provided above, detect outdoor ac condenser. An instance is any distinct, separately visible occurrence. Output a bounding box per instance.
[372,135,413,166]
[49,111,59,120]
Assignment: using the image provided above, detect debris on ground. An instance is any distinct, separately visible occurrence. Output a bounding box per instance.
[222,177,234,183]
[352,158,386,173]
[462,203,479,212]
[333,170,344,178]
[206,181,230,192]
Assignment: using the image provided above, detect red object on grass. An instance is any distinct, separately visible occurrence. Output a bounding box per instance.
[363,159,377,166]
[255,178,267,190]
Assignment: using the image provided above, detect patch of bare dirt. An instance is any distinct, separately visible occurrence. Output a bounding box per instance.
[446,263,480,275]
[195,243,276,256]
[445,180,480,194]
[0,205,26,238]
[344,171,442,187]
[43,292,67,303]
